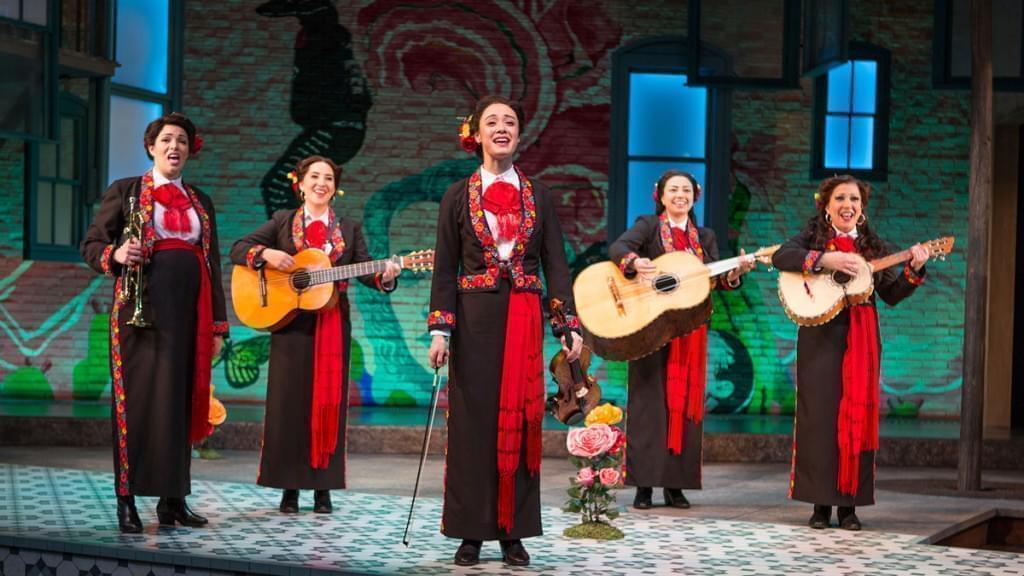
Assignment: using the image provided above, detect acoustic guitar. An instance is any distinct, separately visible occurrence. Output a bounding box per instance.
[777,236,953,327]
[232,248,434,330]
[573,246,778,361]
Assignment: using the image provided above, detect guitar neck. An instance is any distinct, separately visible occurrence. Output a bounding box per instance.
[869,249,913,272]
[706,256,745,278]
[308,257,396,286]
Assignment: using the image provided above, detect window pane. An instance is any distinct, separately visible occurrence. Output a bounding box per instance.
[0,24,46,137]
[23,0,47,25]
[37,182,53,244]
[628,73,707,158]
[627,160,706,227]
[826,62,852,113]
[824,115,850,169]
[0,0,18,19]
[113,0,169,93]
[852,61,877,114]
[54,184,73,245]
[39,143,57,178]
[60,116,78,179]
[108,95,163,183]
[849,117,874,170]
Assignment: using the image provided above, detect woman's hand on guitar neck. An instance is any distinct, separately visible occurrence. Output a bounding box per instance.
[381,261,401,283]
[909,243,930,271]
[262,249,295,271]
[818,252,861,275]
[726,249,757,284]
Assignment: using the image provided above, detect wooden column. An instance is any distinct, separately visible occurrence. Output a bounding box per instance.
[959,0,992,492]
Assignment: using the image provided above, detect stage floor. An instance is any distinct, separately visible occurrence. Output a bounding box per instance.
[1,464,1021,575]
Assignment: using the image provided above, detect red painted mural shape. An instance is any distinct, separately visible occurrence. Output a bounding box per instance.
[357,0,622,254]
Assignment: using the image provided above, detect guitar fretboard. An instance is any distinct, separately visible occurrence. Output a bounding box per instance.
[307,258,396,286]
[869,249,916,273]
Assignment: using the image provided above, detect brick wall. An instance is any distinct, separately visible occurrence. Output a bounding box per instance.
[0,0,970,417]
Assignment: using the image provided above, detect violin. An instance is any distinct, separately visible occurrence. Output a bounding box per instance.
[546,298,602,425]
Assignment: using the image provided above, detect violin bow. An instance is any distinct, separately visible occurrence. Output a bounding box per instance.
[402,367,442,546]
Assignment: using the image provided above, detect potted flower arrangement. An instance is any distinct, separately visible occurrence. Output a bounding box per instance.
[563,403,625,540]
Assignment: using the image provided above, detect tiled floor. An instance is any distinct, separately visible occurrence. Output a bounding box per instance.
[1,464,1021,576]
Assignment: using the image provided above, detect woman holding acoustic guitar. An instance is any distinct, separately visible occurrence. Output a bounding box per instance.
[772,175,928,531]
[230,155,400,514]
[426,95,582,567]
[609,170,754,510]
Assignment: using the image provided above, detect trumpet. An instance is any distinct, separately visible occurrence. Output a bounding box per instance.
[118,196,151,328]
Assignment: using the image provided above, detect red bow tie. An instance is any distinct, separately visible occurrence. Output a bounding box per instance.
[152,183,193,234]
[306,220,329,249]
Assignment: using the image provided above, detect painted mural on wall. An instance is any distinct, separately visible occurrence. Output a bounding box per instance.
[256,0,373,217]
[0,0,968,419]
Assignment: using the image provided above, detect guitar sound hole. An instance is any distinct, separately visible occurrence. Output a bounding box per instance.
[653,274,679,293]
[831,271,852,286]
[291,270,312,291]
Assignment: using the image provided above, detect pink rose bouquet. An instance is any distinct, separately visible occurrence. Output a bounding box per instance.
[563,403,625,539]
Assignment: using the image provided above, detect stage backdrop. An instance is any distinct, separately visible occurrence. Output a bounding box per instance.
[0,0,968,419]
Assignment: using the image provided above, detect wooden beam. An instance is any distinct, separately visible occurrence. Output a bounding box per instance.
[959,0,993,492]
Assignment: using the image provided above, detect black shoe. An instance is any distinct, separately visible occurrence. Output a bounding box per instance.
[453,539,481,566]
[809,504,831,529]
[838,506,861,531]
[500,539,530,567]
[663,488,691,509]
[156,497,208,527]
[633,487,653,510]
[279,489,299,514]
[313,490,332,513]
[116,495,143,534]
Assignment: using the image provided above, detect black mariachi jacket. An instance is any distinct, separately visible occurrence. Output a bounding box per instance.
[80,172,230,335]
[427,166,579,336]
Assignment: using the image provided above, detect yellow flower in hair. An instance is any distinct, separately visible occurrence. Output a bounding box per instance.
[585,403,623,427]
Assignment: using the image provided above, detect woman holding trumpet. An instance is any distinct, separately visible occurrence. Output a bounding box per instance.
[81,112,230,533]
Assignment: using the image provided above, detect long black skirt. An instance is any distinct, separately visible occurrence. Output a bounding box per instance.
[113,248,200,497]
[623,346,703,490]
[443,279,542,541]
[790,312,876,507]
[257,305,350,490]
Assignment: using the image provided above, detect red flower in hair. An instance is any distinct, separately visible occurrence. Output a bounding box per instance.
[286,171,300,192]
[192,134,204,155]
[458,115,477,153]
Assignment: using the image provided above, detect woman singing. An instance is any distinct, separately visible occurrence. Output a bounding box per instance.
[230,155,400,515]
[608,170,753,510]
[81,112,229,532]
[772,175,928,530]
[427,96,582,567]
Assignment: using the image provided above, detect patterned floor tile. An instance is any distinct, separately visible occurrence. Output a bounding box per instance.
[0,464,1021,575]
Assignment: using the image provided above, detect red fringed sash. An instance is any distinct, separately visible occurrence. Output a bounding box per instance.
[152,239,213,444]
[496,290,544,533]
[311,303,343,468]
[833,235,880,496]
[664,226,708,454]
[305,219,345,469]
[665,326,708,454]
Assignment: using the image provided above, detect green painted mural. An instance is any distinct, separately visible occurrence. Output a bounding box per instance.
[0,0,971,419]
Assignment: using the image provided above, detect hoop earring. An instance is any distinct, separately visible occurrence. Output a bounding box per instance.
[824,212,832,224]
[857,214,867,225]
